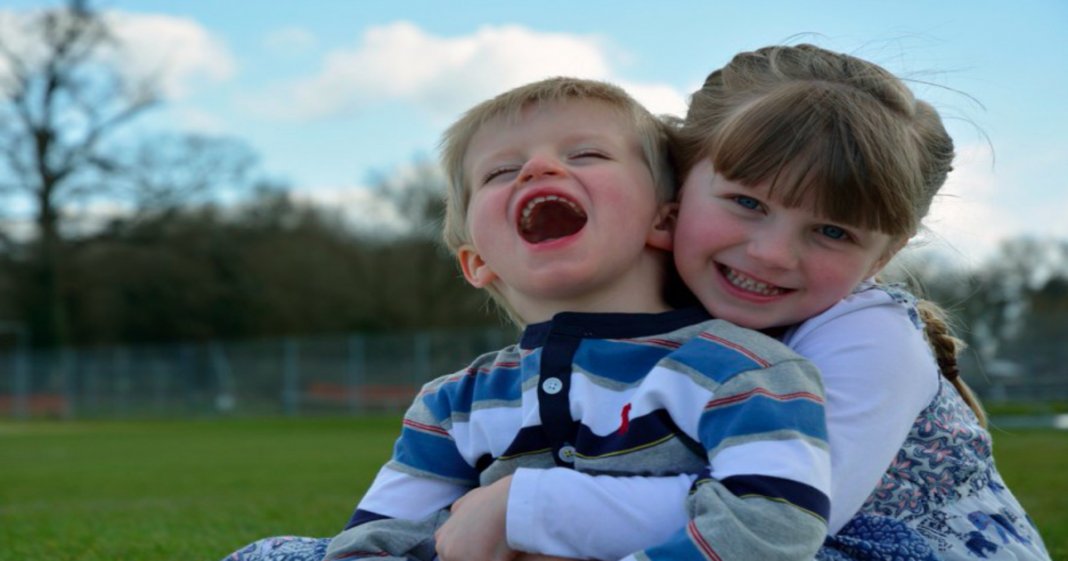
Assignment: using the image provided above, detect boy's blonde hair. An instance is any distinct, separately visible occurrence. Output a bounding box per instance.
[438,77,677,323]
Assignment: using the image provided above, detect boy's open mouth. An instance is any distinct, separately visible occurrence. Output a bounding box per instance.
[518,195,588,243]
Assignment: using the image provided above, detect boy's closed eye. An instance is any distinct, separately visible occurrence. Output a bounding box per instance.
[568,148,612,162]
[482,165,521,185]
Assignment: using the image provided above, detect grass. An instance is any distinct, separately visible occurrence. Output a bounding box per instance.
[1,417,1064,561]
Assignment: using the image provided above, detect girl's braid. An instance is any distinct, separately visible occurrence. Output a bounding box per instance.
[916,298,987,426]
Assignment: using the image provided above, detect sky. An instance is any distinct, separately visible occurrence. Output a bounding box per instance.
[3,0,1067,269]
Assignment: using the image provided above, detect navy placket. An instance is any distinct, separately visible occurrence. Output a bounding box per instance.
[537,324,585,467]
[522,308,713,469]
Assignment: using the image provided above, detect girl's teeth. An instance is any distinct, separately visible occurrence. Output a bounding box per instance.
[725,268,784,296]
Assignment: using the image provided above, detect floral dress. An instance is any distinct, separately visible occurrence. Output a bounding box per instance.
[819,377,1050,560]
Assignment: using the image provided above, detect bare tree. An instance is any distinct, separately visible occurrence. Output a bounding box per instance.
[0,1,160,345]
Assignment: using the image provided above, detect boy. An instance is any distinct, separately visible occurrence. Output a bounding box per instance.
[324,77,830,561]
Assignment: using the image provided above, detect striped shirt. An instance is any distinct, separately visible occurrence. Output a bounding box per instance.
[326,308,830,561]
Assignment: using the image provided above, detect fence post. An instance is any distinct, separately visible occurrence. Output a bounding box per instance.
[283,338,300,416]
[347,335,366,414]
[210,342,236,414]
[60,348,74,420]
[1,322,31,420]
[84,351,99,416]
[11,342,28,421]
[413,333,430,387]
[115,346,131,417]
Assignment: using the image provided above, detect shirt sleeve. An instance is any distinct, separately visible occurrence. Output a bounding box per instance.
[782,287,938,533]
[636,342,831,561]
[325,375,479,561]
[507,468,694,559]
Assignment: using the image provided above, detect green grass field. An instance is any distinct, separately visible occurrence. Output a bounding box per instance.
[2,417,1065,561]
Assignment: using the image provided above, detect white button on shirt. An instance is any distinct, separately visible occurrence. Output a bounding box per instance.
[542,377,563,395]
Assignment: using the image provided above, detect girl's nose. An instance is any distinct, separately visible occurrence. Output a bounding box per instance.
[747,226,800,270]
[519,154,564,184]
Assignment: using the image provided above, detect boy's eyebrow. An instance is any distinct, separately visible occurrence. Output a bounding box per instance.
[474,130,628,164]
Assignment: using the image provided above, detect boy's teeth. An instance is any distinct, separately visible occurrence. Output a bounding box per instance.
[521,196,582,225]
[725,268,785,296]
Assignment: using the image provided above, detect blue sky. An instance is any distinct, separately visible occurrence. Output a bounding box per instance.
[4,1,1067,267]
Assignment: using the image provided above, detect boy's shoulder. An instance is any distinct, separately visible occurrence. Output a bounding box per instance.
[416,343,527,405]
[662,317,816,386]
[685,317,808,363]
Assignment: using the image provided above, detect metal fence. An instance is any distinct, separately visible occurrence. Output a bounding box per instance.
[0,328,513,419]
[1,328,1064,420]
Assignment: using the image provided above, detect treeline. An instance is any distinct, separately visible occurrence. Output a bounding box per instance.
[905,238,1068,390]
[0,185,502,347]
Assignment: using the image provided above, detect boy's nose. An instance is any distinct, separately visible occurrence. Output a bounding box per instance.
[519,155,564,184]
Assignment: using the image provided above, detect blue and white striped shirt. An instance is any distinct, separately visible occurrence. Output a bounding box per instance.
[327,308,830,561]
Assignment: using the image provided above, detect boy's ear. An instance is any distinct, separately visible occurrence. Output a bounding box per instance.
[647,202,677,251]
[458,245,498,288]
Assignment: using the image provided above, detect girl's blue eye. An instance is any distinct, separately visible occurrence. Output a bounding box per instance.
[820,225,849,241]
[734,196,761,210]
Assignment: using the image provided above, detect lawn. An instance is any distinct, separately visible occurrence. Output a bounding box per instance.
[1,417,1064,561]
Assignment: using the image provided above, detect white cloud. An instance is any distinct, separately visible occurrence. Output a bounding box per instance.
[616,80,689,118]
[920,141,1068,269]
[919,142,1006,264]
[0,7,234,101]
[104,11,235,99]
[254,22,684,121]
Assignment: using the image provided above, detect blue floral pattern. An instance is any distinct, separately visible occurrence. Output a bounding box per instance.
[845,378,1048,559]
[222,536,330,561]
[818,514,939,561]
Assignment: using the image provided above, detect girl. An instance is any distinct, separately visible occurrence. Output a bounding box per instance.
[440,44,1049,561]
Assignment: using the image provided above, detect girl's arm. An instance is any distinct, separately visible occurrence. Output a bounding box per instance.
[505,469,694,559]
[782,287,938,532]
[500,289,937,557]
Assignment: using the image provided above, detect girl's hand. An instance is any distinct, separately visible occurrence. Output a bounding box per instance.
[434,475,515,561]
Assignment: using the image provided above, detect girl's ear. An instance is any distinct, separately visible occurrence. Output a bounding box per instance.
[647,202,678,251]
[458,245,498,288]
[868,237,909,277]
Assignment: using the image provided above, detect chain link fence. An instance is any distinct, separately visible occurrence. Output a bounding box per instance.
[0,328,513,419]
[1,327,1064,420]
